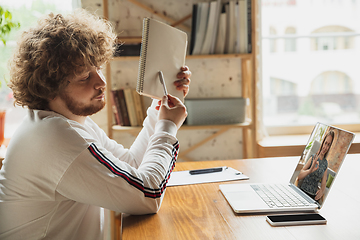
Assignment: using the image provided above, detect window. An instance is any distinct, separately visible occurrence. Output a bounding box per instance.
[269,78,298,114]
[311,71,352,95]
[261,0,360,133]
[308,71,355,122]
[269,26,277,53]
[284,27,296,52]
[0,0,74,138]
[312,26,355,51]
[270,77,297,95]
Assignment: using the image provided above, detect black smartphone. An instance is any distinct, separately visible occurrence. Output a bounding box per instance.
[266,213,327,226]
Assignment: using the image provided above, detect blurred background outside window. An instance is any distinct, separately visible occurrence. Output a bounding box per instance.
[262,0,360,132]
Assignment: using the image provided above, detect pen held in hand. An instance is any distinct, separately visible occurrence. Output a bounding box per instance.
[158,71,168,96]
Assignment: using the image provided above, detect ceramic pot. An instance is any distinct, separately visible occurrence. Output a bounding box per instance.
[0,110,5,146]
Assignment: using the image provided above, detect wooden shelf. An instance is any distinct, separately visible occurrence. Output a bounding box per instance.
[187,53,252,60]
[104,0,258,160]
[181,120,252,130]
[112,119,252,132]
[112,120,253,161]
[111,53,252,61]
[117,36,142,44]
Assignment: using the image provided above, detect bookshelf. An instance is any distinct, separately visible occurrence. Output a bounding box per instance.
[101,0,258,160]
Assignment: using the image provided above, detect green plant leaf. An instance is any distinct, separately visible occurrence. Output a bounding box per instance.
[0,6,20,46]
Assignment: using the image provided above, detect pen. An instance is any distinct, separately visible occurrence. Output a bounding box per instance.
[189,167,223,175]
[158,71,168,96]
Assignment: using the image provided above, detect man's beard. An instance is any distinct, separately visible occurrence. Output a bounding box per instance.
[59,90,106,116]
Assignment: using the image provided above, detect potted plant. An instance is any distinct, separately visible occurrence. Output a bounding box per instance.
[0,6,20,150]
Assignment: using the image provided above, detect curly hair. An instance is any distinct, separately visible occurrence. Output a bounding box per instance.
[8,9,116,110]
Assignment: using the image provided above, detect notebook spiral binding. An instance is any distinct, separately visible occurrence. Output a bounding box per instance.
[137,18,150,94]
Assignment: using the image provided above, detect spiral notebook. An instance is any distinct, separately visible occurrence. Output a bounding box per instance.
[137,18,188,102]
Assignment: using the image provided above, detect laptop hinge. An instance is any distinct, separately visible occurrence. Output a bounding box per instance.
[289,183,321,208]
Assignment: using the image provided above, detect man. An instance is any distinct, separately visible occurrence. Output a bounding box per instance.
[0,9,191,240]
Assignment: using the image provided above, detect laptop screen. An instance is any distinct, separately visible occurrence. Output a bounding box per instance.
[289,122,354,207]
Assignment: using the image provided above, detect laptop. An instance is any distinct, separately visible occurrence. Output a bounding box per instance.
[219,122,355,213]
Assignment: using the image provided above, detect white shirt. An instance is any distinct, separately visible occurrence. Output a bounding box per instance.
[0,100,179,240]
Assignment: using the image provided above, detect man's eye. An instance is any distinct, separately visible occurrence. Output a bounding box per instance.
[81,74,90,81]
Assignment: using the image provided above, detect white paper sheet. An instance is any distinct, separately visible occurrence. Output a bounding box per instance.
[167,166,249,187]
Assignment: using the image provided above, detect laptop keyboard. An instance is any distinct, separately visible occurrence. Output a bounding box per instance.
[251,184,311,208]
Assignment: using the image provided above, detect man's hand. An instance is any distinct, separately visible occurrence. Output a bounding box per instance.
[157,95,187,129]
[174,66,191,97]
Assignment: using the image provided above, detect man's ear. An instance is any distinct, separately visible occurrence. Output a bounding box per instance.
[48,93,58,101]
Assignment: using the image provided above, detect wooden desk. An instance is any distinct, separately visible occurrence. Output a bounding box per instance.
[121,155,360,240]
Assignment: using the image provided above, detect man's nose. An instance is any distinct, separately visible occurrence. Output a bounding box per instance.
[95,69,106,88]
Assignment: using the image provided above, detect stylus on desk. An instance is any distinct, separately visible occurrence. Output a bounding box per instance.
[189,167,224,175]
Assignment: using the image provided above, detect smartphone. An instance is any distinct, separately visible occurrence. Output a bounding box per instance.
[266,213,327,226]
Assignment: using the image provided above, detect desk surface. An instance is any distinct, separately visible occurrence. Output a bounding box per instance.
[122,155,360,240]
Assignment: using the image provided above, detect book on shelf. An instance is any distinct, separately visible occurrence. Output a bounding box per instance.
[131,88,146,126]
[110,90,123,126]
[110,89,132,127]
[226,0,236,54]
[215,9,227,54]
[210,0,223,54]
[191,2,209,55]
[111,88,147,127]
[137,18,187,102]
[117,89,131,126]
[200,1,219,54]
[246,0,252,53]
[123,88,139,127]
[190,0,252,55]
[237,0,248,54]
[114,43,141,57]
[235,1,240,53]
[189,4,198,55]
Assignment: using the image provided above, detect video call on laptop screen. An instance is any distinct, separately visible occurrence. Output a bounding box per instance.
[289,122,354,206]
